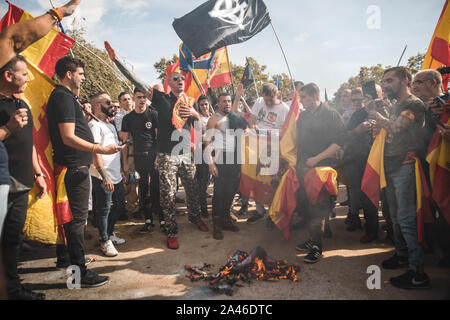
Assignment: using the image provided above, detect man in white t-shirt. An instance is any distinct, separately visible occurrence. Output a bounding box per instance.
[89,92,127,257]
[234,83,290,225]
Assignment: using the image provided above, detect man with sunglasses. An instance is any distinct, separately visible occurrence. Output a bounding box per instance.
[89,93,126,256]
[105,41,208,250]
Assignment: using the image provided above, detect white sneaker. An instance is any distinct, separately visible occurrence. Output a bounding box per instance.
[100,240,118,257]
[109,233,126,245]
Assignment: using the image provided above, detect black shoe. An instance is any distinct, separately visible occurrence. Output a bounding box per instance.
[296,239,314,252]
[81,270,109,288]
[247,213,264,224]
[8,286,45,300]
[237,204,248,215]
[304,246,323,264]
[390,270,431,290]
[382,254,408,270]
[140,222,155,233]
[56,260,71,269]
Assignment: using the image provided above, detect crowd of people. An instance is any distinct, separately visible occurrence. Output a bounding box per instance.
[0,0,449,301]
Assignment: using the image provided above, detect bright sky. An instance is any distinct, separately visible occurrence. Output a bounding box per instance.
[0,0,445,99]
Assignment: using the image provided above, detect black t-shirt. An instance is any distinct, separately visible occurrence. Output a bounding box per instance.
[0,97,34,188]
[121,108,158,153]
[343,107,373,163]
[150,90,197,154]
[297,103,346,166]
[0,141,9,185]
[47,85,94,168]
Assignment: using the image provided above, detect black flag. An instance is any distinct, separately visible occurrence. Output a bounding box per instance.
[173,0,271,58]
[241,58,254,88]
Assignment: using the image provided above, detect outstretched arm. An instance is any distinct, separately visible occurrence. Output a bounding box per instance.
[104,41,152,98]
[0,0,81,68]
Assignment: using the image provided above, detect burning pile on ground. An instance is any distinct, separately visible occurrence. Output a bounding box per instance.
[185,246,301,295]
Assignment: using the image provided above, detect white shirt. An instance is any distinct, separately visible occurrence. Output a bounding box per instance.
[114,109,129,132]
[88,120,122,184]
[251,97,290,131]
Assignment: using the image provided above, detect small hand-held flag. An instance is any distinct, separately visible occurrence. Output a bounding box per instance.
[173,0,271,57]
[241,57,255,87]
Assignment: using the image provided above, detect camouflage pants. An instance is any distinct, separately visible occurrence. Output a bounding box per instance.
[158,153,201,237]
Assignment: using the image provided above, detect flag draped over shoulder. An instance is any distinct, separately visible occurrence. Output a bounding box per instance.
[423,0,450,87]
[173,0,271,57]
[164,46,232,100]
[0,1,75,77]
[268,93,300,241]
[0,3,74,244]
[426,111,450,224]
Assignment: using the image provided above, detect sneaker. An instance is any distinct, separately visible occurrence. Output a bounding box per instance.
[167,236,179,249]
[194,220,209,232]
[109,233,126,245]
[390,270,431,290]
[304,246,323,264]
[247,213,264,224]
[8,286,45,300]
[296,239,314,252]
[81,270,109,288]
[140,222,154,233]
[382,254,408,270]
[100,240,118,257]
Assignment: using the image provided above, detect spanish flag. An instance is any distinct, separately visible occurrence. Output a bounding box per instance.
[414,154,434,246]
[268,93,301,240]
[361,129,387,207]
[426,112,450,224]
[164,46,233,100]
[304,167,339,206]
[0,1,75,77]
[423,0,450,87]
[1,3,74,244]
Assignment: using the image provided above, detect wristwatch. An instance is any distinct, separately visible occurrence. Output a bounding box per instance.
[33,173,47,180]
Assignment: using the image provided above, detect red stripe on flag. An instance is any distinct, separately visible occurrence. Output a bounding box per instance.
[239,173,275,206]
[361,164,381,207]
[38,33,75,77]
[209,72,232,88]
[431,37,450,66]
[275,169,300,241]
[0,2,24,31]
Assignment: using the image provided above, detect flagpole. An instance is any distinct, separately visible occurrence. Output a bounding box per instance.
[270,22,295,91]
[396,44,408,67]
[247,57,259,98]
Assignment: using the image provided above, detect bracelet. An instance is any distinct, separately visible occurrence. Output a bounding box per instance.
[48,8,62,23]
[92,144,99,153]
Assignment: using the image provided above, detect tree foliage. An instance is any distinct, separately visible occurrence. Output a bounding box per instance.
[64,29,133,101]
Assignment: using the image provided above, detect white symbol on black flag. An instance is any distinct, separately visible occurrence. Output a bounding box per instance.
[209,0,249,30]
[173,0,271,58]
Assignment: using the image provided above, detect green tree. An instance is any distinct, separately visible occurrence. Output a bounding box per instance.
[64,29,132,101]
[407,52,426,74]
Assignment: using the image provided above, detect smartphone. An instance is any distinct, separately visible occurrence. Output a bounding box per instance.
[362,80,378,100]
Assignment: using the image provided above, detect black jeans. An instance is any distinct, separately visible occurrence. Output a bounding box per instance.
[344,160,379,236]
[1,190,29,293]
[63,166,90,275]
[135,152,161,221]
[212,162,241,218]
[196,163,210,210]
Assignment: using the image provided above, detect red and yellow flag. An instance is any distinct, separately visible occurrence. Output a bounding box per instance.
[426,112,450,224]
[164,46,232,100]
[423,0,450,87]
[1,3,74,244]
[268,93,300,241]
[361,129,387,207]
[303,167,338,206]
[0,1,75,77]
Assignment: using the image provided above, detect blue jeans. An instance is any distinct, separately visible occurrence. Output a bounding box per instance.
[0,185,9,240]
[385,163,424,272]
[92,177,126,242]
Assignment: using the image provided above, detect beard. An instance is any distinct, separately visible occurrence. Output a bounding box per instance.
[101,106,114,118]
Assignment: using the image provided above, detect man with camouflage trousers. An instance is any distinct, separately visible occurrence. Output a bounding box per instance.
[105,42,208,250]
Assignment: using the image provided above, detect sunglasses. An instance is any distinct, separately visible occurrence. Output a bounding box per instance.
[173,76,185,81]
